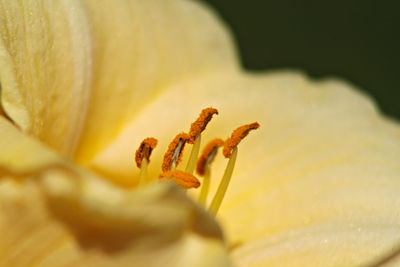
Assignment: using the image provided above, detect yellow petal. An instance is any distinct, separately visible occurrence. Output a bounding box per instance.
[0,92,5,117]
[0,0,238,160]
[0,0,92,156]
[0,117,231,266]
[91,70,400,265]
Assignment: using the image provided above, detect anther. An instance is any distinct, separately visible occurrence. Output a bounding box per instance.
[162,133,190,172]
[159,170,201,189]
[223,122,260,158]
[196,138,224,176]
[196,138,224,205]
[209,122,260,215]
[188,107,218,144]
[135,137,158,186]
[135,138,158,168]
[185,107,218,174]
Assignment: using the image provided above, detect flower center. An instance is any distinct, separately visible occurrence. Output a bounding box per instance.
[134,107,259,215]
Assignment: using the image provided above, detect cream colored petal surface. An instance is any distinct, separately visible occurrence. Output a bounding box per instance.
[0,117,230,266]
[0,0,238,160]
[0,0,92,156]
[75,0,238,163]
[91,70,400,265]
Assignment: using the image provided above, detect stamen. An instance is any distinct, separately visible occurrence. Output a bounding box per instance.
[188,107,218,144]
[162,133,190,172]
[185,107,219,174]
[135,137,158,186]
[196,138,224,176]
[197,138,224,205]
[209,122,260,215]
[135,138,158,168]
[223,122,260,158]
[159,170,201,189]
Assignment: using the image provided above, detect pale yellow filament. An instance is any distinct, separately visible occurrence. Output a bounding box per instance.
[209,147,238,215]
[185,135,201,174]
[138,157,148,186]
[198,165,211,205]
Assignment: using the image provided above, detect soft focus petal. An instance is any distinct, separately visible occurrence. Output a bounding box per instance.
[0,89,5,117]
[92,70,400,265]
[0,117,231,266]
[0,0,238,160]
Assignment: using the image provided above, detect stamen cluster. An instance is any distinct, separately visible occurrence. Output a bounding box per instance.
[134,107,259,215]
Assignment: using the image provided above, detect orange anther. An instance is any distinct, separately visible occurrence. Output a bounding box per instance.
[223,122,260,158]
[162,133,190,172]
[135,137,158,168]
[196,138,224,176]
[188,107,218,144]
[159,170,201,189]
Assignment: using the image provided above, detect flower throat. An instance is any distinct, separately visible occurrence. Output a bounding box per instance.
[135,107,259,216]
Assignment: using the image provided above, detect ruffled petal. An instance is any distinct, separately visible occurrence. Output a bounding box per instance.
[91,70,400,265]
[0,0,238,160]
[0,117,230,266]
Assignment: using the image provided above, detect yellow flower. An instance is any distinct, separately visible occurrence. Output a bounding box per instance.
[0,0,400,266]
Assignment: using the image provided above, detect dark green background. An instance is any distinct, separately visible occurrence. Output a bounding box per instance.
[203,0,399,120]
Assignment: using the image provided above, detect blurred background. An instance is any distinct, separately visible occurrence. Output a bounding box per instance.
[203,0,400,120]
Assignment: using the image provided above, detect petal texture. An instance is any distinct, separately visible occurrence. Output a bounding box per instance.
[91,70,400,265]
[75,0,238,163]
[0,0,238,160]
[2,0,399,265]
[0,0,92,156]
[0,117,231,266]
